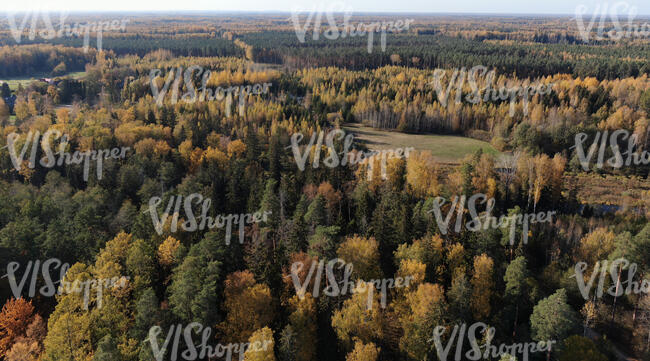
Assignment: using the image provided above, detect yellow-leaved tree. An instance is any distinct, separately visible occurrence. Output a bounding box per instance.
[470,254,494,321]
[219,270,275,342]
[157,236,182,268]
[43,263,94,361]
[337,235,382,281]
[332,282,384,347]
[406,151,440,198]
[399,283,447,360]
[287,295,317,361]
[243,327,276,361]
[346,340,380,361]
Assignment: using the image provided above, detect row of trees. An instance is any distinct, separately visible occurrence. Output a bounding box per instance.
[0,45,95,77]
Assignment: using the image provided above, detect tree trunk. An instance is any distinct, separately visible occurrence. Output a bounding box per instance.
[611,264,622,323]
[512,302,519,340]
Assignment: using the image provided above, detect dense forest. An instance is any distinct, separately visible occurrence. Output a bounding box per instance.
[0,11,649,361]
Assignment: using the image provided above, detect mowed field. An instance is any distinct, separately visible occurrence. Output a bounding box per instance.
[344,123,501,164]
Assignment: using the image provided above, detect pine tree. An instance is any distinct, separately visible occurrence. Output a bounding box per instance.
[92,335,120,361]
[260,179,281,229]
[352,182,374,235]
[308,225,340,260]
[305,195,328,230]
[530,289,579,361]
[448,268,471,323]
[504,256,529,338]
[133,288,160,341]
[168,235,222,325]
[286,196,309,255]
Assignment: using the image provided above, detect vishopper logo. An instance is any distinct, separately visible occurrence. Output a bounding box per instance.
[429,322,555,361]
[571,258,650,300]
[6,7,129,53]
[149,66,271,116]
[144,193,271,243]
[289,258,414,309]
[575,2,650,42]
[2,130,130,182]
[146,323,272,361]
[1,259,129,310]
[289,129,414,181]
[290,2,413,53]
[1,259,68,299]
[428,194,556,245]
[428,66,555,118]
[572,129,650,170]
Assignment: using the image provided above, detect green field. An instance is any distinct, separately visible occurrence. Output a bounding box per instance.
[344,123,501,164]
[1,71,87,91]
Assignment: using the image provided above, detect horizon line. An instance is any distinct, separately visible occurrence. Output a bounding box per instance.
[1,10,650,17]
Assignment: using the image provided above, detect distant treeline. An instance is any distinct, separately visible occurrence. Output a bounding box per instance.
[240,31,650,80]
[0,36,244,58]
[0,45,95,78]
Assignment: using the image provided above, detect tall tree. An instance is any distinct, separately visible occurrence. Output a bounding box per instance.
[260,179,281,229]
[168,234,222,325]
[43,264,94,361]
[0,298,35,358]
[609,232,634,322]
[92,335,120,361]
[559,336,607,361]
[287,295,317,361]
[448,268,471,323]
[243,327,276,361]
[471,254,494,321]
[132,288,160,341]
[399,283,447,360]
[219,270,275,342]
[332,283,384,347]
[346,340,380,361]
[337,235,382,281]
[5,315,46,361]
[530,289,578,361]
[504,256,529,338]
[278,326,297,361]
[305,195,328,230]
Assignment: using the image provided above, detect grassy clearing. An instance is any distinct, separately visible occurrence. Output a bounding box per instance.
[0,71,87,91]
[344,123,501,164]
[566,172,650,209]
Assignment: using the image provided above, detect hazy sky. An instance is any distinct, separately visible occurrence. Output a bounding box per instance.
[2,0,650,15]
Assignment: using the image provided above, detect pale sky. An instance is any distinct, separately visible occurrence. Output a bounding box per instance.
[1,0,649,15]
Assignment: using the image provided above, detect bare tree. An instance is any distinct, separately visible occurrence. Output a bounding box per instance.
[497,151,521,200]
